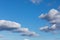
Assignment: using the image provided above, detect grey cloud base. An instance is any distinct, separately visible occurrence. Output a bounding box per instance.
[39,9,60,33]
[0,20,38,37]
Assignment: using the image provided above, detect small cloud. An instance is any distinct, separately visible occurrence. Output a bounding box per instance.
[21,31,39,37]
[30,0,43,4]
[24,39,29,40]
[40,24,56,32]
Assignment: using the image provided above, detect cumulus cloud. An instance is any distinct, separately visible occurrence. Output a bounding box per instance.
[39,9,60,33]
[0,20,38,37]
[30,0,42,4]
[12,28,29,33]
[0,20,21,31]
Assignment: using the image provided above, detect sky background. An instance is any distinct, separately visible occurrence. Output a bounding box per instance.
[0,0,60,40]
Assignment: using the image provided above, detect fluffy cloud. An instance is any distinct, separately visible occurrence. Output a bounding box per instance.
[0,20,21,31]
[39,9,60,32]
[30,0,42,4]
[0,20,38,37]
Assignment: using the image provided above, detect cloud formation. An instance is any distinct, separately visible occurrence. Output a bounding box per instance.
[0,20,38,37]
[39,9,60,32]
[30,0,42,4]
[0,20,21,31]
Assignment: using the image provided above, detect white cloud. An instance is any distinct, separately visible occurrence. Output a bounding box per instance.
[12,28,29,33]
[30,0,42,4]
[40,26,50,32]
[0,20,38,37]
[39,9,59,21]
[39,9,60,33]
[0,20,21,31]
[24,39,29,40]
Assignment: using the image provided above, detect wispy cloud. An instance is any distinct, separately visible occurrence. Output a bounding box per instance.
[24,38,29,40]
[57,6,60,10]
[0,20,38,37]
[21,31,39,37]
[39,9,60,33]
[30,0,43,4]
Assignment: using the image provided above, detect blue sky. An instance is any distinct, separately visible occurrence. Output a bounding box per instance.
[0,0,60,40]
